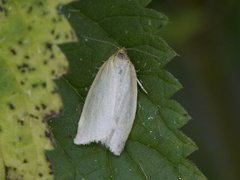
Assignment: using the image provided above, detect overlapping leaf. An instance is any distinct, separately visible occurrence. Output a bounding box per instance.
[0,0,76,179]
[47,0,206,179]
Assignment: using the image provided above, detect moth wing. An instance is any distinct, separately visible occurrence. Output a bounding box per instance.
[103,58,138,155]
[74,57,117,144]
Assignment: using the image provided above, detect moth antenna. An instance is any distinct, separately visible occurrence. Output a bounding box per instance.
[81,35,119,49]
[80,35,159,60]
[126,48,159,59]
[137,79,148,94]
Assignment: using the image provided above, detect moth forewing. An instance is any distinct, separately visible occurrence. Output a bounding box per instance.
[74,48,138,155]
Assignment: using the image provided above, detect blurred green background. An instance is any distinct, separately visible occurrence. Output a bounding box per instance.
[149,0,240,179]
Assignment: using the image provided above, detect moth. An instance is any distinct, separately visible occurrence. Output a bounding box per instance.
[74,48,144,155]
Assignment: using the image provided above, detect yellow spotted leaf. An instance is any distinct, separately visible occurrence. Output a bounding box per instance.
[0,0,76,179]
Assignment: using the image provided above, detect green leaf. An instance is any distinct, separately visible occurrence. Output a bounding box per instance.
[0,0,76,179]
[47,0,206,179]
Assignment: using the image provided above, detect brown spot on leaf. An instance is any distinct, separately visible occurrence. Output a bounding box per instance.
[51,29,55,35]
[41,103,47,110]
[65,33,69,39]
[5,166,9,175]
[43,60,48,65]
[44,110,57,120]
[51,70,55,75]
[28,26,32,31]
[35,105,40,111]
[20,81,25,85]
[38,1,44,6]
[52,18,57,23]
[2,0,7,4]
[27,6,33,14]
[18,40,23,45]
[51,88,58,94]
[41,82,47,88]
[45,130,51,138]
[24,55,30,59]
[10,48,17,55]
[29,114,39,119]
[17,119,24,125]
[55,34,60,40]
[46,42,52,50]
[50,54,55,59]
[7,103,15,110]
[32,83,38,88]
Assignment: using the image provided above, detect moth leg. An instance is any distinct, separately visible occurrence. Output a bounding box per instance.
[137,79,148,94]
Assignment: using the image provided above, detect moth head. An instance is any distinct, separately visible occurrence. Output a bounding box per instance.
[116,48,128,60]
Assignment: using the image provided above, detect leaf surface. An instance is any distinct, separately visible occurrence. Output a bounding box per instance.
[0,0,76,179]
[47,0,206,179]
